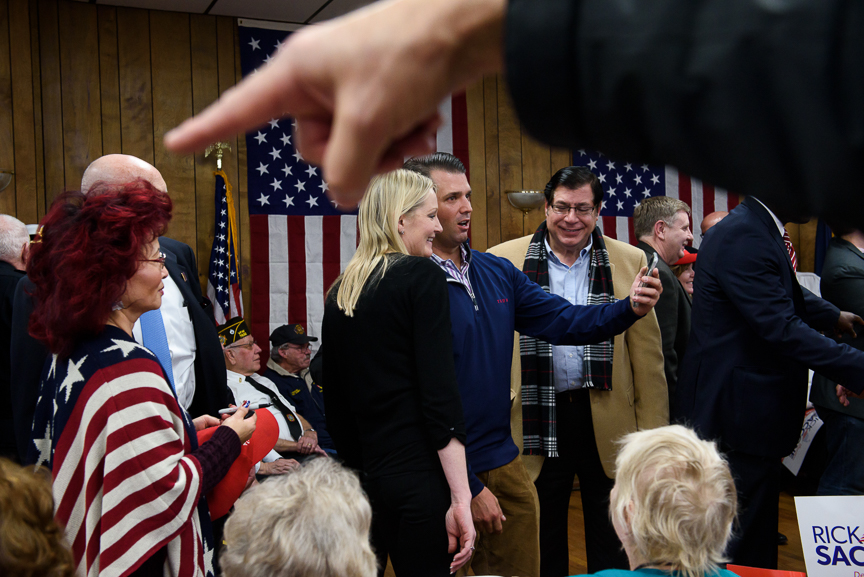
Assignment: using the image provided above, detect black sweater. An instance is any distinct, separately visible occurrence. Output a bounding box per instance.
[322,255,466,479]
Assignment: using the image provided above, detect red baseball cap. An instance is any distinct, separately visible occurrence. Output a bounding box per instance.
[674,251,697,266]
[196,409,279,519]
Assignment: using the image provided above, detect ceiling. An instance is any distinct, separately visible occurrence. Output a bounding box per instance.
[72,0,376,25]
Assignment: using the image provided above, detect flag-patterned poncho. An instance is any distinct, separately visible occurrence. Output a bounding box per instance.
[29,325,215,577]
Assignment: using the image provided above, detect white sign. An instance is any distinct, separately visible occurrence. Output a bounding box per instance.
[795,496,864,576]
[783,408,823,476]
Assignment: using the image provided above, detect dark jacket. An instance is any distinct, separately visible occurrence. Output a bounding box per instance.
[0,261,24,460]
[676,198,864,457]
[810,238,864,419]
[636,241,690,410]
[505,0,864,230]
[263,360,334,451]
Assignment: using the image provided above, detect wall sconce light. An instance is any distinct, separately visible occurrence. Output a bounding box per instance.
[506,190,545,214]
[0,169,13,192]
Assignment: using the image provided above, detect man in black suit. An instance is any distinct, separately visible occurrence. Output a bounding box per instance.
[0,215,28,461]
[676,196,864,569]
[810,227,864,496]
[633,196,693,411]
[11,155,230,462]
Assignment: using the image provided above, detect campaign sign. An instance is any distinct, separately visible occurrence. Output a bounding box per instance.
[796,496,864,576]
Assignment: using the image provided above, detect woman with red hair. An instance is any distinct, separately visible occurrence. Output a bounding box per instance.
[27,180,256,577]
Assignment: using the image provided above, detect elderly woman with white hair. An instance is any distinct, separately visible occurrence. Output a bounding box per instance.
[574,425,739,577]
[221,457,377,577]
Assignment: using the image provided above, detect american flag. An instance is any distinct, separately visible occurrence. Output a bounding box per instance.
[573,149,740,247]
[29,333,214,577]
[207,170,244,324]
[239,23,469,351]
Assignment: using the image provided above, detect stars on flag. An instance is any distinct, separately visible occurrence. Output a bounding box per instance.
[208,173,244,320]
[242,27,352,218]
[574,149,665,217]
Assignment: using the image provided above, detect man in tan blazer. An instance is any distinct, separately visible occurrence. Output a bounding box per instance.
[488,166,668,576]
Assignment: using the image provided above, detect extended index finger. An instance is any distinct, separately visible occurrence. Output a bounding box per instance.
[165,48,302,154]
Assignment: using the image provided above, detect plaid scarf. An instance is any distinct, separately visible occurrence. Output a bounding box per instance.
[521,223,615,457]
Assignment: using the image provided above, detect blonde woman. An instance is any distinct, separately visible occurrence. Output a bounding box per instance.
[322,169,475,577]
[573,425,738,577]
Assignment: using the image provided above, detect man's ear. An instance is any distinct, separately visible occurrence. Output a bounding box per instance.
[20,242,29,267]
[653,219,666,240]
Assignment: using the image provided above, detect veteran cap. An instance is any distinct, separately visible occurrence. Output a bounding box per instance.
[217,316,252,346]
[270,323,318,347]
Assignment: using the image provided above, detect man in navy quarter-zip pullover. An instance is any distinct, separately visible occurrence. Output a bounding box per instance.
[404,153,662,577]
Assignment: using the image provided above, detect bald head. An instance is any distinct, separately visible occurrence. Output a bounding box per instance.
[0,214,29,270]
[81,154,167,194]
[700,211,728,235]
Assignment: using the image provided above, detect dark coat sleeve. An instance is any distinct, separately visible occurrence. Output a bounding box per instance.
[10,276,48,463]
[505,0,864,229]
[508,259,639,345]
[652,262,683,395]
[810,241,864,418]
[715,232,864,394]
[802,287,840,331]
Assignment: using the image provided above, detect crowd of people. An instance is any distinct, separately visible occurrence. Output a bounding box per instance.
[2,0,864,574]
[4,147,860,577]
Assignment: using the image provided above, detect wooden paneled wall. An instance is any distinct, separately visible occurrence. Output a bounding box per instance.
[0,0,252,312]
[465,74,819,272]
[0,0,822,309]
[465,75,571,252]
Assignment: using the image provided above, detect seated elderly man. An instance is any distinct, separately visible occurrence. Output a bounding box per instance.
[221,457,376,577]
[572,425,738,577]
[262,324,335,454]
[218,317,325,477]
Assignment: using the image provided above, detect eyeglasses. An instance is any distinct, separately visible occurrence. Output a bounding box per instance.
[226,339,258,350]
[549,204,595,216]
[140,251,166,269]
[281,343,310,351]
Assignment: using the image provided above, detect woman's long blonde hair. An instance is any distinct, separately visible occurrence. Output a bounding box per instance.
[335,169,435,316]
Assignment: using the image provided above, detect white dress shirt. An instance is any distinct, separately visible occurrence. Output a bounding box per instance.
[133,273,197,409]
[225,369,301,463]
[546,235,593,392]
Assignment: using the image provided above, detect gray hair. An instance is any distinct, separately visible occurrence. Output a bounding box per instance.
[221,457,377,577]
[270,345,285,362]
[0,215,29,264]
[633,196,691,240]
[610,425,736,577]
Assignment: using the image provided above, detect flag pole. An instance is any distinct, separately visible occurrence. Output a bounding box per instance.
[205,142,245,321]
